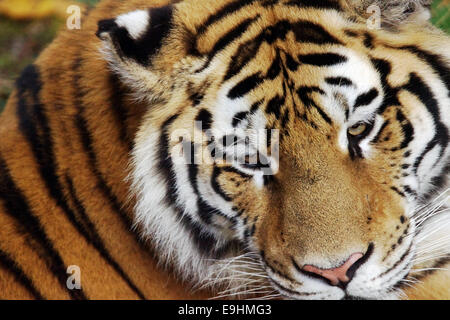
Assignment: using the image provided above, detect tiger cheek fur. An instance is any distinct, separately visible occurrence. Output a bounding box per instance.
[0,0,449,300]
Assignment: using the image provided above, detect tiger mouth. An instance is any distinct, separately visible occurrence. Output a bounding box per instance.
[266,268,412,300]
[258,242,415,300]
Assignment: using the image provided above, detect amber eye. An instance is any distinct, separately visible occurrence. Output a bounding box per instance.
[348,122,367,136]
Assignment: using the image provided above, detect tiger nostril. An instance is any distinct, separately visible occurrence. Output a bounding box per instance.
[301,243,374,288]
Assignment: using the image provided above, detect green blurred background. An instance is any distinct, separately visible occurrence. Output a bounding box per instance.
[0,0,449,113]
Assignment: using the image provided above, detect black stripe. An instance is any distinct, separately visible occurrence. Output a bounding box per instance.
[72,54,161,258]
[296,86,332,125]
[187,81,208,107]
[363,32,375,49]
[183,144,238,227]
[228,72,263,99]
[266,95,285,118]
[395,45,450,94]
[232,111,250,127]
[0,248,44,299]
[0,158,86,300]
[196,0,258,35]
[189,91,204,107]
[344,29,359,37]
[403,73,448,173]
[371,120,390,144]
[424,163,450,200]
[158,115,181,207]
[369,59,447,171]
[267,51,282,80]
[325,77,354,87]
[370,58,401,114]
[271,281,321,297]
[281,108,290,128]
[184,141,215,224]
[376,241,413,279]
[391,186,406,198]
[250,99,264,113]
[211,166,232,202]
[17,63,145,299]
[231,100,261,129]
[298,53,347,66]
[72,58,138,238]
[221,166,252,181]
[263,259,295,283]
[146,5,174,51]
[291,21,342,45]
[402,185,417,198]
[392,109,414,151]
[72,60,155,298]
[97,6,174,66]
[197,16,260,73]
[14,65,87,300]
[353,88,379,109]
[285,0,342,11]
[285,52,300,71]
[223,20,340,81]
[158,115,238,258]
[97,20,136,62]
[195,108,213,131]
[208,19,339,78]
[224,37,264,81]
[108,74,132,151]
[410,256,450,281]
[64,175,146,299]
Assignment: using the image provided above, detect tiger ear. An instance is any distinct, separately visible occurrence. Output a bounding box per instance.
[96,5,174,66]
[96,5,180,102]
[344,0,432,28]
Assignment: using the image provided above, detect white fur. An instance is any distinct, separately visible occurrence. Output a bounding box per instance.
[116,10,150,40]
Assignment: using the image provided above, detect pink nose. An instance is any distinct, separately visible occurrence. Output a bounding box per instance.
[302,253,364,287]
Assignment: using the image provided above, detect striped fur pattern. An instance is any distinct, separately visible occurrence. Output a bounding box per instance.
[0,0,449,299]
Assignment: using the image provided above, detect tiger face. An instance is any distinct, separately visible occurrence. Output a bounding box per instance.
[97,0,450,299]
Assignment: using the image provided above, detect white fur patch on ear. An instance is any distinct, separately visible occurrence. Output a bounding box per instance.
[116,10,150,40]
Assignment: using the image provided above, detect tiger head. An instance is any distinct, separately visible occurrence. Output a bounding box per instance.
[96,0,450,299]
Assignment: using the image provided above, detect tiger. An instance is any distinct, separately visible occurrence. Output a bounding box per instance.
[0,0,449,300]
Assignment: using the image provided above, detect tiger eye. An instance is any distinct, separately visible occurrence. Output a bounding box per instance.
[348,123,367,136]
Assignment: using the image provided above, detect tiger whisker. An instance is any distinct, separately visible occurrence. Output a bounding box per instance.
[217,281,270,295]
[411,254,450,265]
[410,267,449,273]
[245,292,282,300]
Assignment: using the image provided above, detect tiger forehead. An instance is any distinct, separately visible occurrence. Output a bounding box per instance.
[183,0,357,55]
[177,3,381,93]
[182,10,380,130]
[174,2,444,130]
[191,9,337,65]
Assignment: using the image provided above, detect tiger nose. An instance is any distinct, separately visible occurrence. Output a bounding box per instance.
[302,253,365,288]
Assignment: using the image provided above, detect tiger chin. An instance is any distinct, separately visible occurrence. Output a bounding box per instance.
[0,0,449,300]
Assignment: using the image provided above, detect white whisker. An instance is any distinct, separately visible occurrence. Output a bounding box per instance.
[410,267,449,273]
